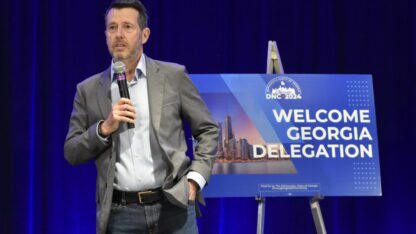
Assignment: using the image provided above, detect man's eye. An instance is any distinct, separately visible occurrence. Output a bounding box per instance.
[124,24,134,31]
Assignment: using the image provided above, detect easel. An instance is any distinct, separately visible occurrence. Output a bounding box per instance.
[266,41,284,74]
[256,41,327,234]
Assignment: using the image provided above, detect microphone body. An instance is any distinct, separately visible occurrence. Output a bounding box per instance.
[113,61,135,129]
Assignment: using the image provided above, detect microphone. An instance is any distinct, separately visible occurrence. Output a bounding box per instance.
[113,61,135,129]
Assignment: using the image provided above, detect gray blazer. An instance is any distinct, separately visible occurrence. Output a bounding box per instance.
[64,57,219,234]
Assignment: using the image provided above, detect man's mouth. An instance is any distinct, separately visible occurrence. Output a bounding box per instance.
[114,43,127,49]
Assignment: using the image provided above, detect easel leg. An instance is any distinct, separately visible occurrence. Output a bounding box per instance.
[256,196,266,234]
[310,196,327,234]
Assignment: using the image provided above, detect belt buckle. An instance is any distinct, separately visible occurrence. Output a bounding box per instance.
[138,190,153,204]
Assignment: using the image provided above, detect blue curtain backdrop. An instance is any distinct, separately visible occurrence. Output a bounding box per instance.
[1,0,415,233]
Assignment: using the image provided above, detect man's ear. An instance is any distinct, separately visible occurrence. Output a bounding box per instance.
[141,27,150,44]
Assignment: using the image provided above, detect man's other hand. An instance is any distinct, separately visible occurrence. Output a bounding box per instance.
[188,180,199,201]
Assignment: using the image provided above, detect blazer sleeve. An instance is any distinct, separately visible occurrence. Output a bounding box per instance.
[178,67,219,184]
[64,83,110,166]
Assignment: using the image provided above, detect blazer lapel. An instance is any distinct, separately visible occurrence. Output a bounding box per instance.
[98,67,112,119]
[146,57,165,135]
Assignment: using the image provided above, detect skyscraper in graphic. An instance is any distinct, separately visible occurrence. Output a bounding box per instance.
[236,139,242,159]
[228,138,238,159]
[248,143,254,158]
[224,115,234,141]
[224,115,237,159]
[238,138,250,160]
[216,122,224,158]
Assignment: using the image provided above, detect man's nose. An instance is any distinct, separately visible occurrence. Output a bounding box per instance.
[115,27,124,38]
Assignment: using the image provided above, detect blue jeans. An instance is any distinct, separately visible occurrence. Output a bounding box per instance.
[106,200,198,234]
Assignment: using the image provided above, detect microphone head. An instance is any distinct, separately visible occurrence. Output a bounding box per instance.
[113,61,126,74]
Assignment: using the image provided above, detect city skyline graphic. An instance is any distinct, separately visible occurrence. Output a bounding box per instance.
[198,93,288,163]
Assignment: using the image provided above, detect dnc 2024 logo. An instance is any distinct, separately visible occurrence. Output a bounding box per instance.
[265,76,302,100]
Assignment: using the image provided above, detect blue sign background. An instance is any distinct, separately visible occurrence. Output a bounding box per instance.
[191,74,381,197]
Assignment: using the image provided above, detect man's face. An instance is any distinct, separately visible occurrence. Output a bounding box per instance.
[105,8,150,64]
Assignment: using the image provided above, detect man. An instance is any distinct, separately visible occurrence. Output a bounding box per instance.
[64,0,219,233]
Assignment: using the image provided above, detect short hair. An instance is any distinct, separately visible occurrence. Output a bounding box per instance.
[105,0,148,29]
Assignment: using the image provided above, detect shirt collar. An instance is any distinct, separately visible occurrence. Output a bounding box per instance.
[110,53,147,82]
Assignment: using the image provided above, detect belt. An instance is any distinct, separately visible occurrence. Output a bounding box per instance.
[112,188,165,205]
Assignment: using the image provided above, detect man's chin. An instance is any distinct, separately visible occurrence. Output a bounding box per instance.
[111,53,127,61]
